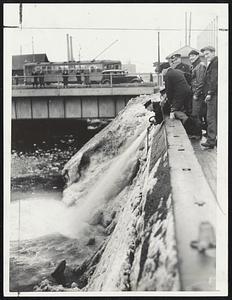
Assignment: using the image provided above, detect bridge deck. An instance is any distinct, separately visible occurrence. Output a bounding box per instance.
[12,85,156,120]
[12,85,156,97]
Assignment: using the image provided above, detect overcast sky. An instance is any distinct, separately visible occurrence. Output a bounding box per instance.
[4,3,228,72]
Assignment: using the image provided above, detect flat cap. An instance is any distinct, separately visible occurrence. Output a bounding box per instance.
[200,46,215,52]
[170,54,181,59]
[188,50,199,56]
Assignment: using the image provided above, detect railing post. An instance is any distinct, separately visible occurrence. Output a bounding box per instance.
[57,75,60,88]
[110,72,113,87]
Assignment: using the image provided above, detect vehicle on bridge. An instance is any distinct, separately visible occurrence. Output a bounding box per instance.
[23,60,122,86]
[101,69,143,84]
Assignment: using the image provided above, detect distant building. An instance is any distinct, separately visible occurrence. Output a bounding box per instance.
[122,63,136,73]
[12,53,49,76]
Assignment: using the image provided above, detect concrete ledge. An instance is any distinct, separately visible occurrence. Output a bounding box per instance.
[165,118,218,291]
[12,86,155,98]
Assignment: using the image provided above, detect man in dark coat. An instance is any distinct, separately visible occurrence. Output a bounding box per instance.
[163,64,192,115]
[39,69,45,88]
[159,62,201,137]
[76,69,81,84]
[170,54,192,85]
[188,49,207,137]
[62,69,69,88]
[32,69,38,88]
[200,46,218,148]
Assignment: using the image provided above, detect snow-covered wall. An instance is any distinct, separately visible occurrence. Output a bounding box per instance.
[59,95,180,291]
[85,124,180,291]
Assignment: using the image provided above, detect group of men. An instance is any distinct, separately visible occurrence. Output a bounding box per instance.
[145,45,218,149]
[32,69,45,88]
[62,69,90,88]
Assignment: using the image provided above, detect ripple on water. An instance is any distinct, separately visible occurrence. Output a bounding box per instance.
[10,198,106,292]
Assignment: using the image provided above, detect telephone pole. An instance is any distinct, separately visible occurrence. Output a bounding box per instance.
[79,45,81,61]
[32,36,35,62]
[185,12,187,45]
[157,31,161,87]
[188,12,192,46]
[19,3,22,29]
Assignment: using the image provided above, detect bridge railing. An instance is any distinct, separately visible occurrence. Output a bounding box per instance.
[12,73,163,89]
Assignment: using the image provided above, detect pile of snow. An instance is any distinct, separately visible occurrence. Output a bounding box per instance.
[62,94,159,207]
[59,93,179,291]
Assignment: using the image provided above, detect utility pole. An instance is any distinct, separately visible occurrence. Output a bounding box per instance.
[185,12,187,45]
[79,45,81,61]
[32,36,35,62]
[188,12,192,46]
[157,31,161,87]
[19,3,22,30]
[20,45,22,55]
[215,16,218,55]
[32,37,34,54]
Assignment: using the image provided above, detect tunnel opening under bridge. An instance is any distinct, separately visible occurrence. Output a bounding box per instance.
[11,119,110,153]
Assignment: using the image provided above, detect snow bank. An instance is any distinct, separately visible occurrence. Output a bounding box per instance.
[62,94,157,206]
[60,94,179,291]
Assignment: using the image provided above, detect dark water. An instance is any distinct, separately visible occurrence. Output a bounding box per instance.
[11,119,108,192]
[12,119,89,152]
[10,119,109,292]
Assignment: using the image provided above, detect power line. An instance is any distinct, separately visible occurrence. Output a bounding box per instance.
[3,25,228,31]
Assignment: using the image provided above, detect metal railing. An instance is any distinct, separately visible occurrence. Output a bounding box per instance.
[12,73,163,89]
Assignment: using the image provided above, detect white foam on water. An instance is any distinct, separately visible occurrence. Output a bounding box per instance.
[10,130,147,241]
[10,198,85,241]
[68,129,147,235]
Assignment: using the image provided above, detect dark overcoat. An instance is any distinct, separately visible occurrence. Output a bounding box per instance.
[203,56,218,96]
[190,57,206,97]
[164,68,192,111]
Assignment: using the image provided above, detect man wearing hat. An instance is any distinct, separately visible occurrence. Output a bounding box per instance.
[170,54,192,85]
[153,63,201,137]
[200,46,218,148]
[188,49,207,138]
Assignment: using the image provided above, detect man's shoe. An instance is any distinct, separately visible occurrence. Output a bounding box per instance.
[201,142,215,149]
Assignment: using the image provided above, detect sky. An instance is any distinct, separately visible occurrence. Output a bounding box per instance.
[4,3,228,72]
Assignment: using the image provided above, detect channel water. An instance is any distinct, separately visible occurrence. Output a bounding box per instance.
[9,119,146,292]
[10,120,107,292]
